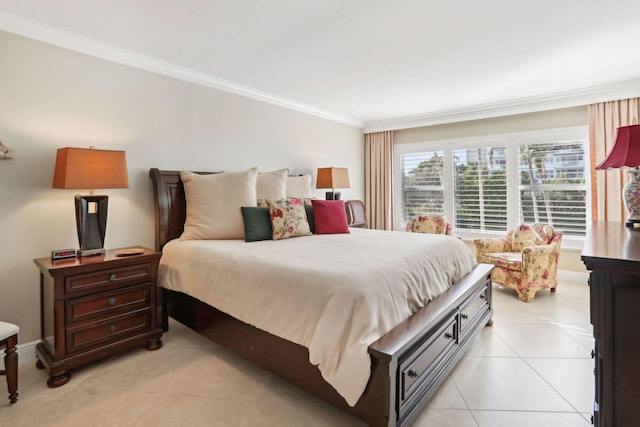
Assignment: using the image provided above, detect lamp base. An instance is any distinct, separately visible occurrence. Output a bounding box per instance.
[325,191,341,200]
[78,248,106,257]
[75,194,108,256]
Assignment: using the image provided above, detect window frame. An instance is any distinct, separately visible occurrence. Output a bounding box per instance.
[394,126,590,250]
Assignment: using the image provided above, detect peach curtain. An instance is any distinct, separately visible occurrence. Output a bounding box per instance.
[589,98,640,221]
[365,131,394,230]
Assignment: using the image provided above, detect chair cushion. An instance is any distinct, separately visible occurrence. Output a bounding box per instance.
[483,252,522,271]
[0,321,19,340]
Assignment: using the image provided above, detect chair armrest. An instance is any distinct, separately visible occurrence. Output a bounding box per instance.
[522,244,556,256]
[521,243,559,272]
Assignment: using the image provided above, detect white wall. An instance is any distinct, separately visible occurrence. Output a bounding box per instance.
[0,30,364,343]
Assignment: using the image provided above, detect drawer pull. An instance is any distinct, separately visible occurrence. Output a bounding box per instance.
[479,294,486,300]
[407,369,419,378]
[444,332,453,340]
[109,324,117,333]
[110,274,117,281]
[591,349,595,359]
[108,297,117,306]
[461,314,468,320]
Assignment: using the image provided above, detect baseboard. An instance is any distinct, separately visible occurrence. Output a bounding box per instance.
[0,339,38,369]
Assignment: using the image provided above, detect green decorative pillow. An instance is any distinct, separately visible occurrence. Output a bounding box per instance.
[241,207,273,242]
[305,204,315,234]
[269,198,312,240]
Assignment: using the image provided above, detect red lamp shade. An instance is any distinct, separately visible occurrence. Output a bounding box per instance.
[596,125,640,170]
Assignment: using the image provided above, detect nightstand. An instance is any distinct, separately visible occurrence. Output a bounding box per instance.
[33,247,163,387]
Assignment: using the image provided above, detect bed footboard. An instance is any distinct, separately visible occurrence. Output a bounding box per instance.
[164,263,493,427]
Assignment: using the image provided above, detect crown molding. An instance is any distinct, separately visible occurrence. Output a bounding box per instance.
[363,79,640,133]
[0,11,364,129]
[3,11,639,134]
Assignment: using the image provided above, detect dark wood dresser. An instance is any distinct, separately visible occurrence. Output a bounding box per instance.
[581,221,640,427]
[34,248,163,387]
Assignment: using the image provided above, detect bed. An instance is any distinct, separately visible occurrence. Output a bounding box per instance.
[149,168,493,427]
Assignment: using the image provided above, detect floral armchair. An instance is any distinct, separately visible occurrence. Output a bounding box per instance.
[474,223,562,302]
[406,214,456,236]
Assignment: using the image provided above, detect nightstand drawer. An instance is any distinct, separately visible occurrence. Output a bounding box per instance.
[65,264,153,297]
[66,283,151,324]
[66,309,151,354]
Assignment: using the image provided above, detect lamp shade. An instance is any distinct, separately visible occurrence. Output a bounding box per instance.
[316,167,350,190]
[52,147,129,189]
[596,124,640,170]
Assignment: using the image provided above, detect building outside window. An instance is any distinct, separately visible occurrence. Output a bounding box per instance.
[394,127,589,247]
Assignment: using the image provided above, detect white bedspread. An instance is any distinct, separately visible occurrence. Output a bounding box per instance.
[158,228,477,406]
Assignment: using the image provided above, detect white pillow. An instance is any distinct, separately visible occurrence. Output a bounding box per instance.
[180,168,258,240]
[256,169,288,200]
[286,174,313,198]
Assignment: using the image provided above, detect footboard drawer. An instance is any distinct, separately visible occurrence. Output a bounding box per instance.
[398,314,458,417]
[459,278,491,341]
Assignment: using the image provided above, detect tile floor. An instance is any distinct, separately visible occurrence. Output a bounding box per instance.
[0,273,594,426]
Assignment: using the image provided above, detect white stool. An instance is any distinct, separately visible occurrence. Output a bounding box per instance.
[0,321,19,404]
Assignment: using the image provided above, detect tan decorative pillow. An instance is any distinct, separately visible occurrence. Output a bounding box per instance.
[511,224,545,251]
[180,168,258,240]
[269,198,312,240]
[256,169,288,200]
[286,175,313,198]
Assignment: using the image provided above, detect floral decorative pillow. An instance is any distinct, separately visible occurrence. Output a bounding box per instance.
[511,224,545,251]
[269,198,312,240]
[258,197,314,208]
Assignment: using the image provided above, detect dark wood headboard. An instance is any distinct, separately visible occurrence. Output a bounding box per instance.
[149,168,366,251]
[149,168,217,251]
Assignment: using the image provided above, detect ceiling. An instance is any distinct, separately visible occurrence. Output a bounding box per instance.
[2,0,640,130]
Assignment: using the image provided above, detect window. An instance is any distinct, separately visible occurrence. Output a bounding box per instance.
[395,127,590,242]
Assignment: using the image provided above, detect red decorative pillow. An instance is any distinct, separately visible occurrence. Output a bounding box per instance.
[311,200,350,234]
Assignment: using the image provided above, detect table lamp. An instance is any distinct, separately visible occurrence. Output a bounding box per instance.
[316,167,350,200]
[52,147,129,256]
[596,123,640,227]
